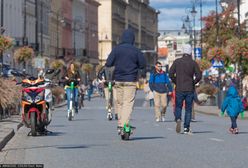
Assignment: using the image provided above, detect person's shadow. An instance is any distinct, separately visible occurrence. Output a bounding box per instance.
[130,136,165,141]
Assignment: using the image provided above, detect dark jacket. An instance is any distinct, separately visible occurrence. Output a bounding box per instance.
[149,70,172,93]
[97,66,115,81]
[97,66,115,87]
[105,29,146,82]
[169,54,202,92]
[64,70,80,86]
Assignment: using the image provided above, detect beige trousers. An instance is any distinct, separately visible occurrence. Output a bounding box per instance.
[115,82,137,127]
[154,91,167,119]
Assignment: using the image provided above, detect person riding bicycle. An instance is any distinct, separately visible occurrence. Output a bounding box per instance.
[64,63,80,114]
[97,66,118,120]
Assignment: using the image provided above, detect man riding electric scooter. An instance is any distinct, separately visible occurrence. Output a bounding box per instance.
[97,66,117,120]
[105,28,146,140]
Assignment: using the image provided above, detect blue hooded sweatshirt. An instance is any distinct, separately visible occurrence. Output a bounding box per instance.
[105,29,146,82]
[221,86,244,117]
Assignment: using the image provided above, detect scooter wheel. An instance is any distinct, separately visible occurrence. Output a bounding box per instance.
[107,113,113,120]
[30,112,37,136]
[121,132,130,140]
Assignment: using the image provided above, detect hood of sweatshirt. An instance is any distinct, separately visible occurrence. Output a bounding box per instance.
[121,29,135,45]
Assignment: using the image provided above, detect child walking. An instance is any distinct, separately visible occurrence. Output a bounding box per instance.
[221,86,245,134]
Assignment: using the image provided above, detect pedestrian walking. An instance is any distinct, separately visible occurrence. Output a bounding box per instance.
[105,28,146,135]
[144,80,154,107]
[149,61,172,122]
[87,81,93,101]
[221,85,245,134]
[97,66,118,120]
[79,82,87,109]
[169,44,202,134]
[191,90,201,122]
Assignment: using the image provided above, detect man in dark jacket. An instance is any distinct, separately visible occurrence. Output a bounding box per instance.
[149,61,172,122]
[105,28,146,132]
[169,44,202,134]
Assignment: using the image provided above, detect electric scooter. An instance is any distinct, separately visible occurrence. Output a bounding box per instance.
[107,81,114,120]
[67,80,77,121]
[118,123,136,140]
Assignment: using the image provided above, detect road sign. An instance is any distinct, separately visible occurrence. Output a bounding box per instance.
[194,48,202,58]
[212,59,224,68]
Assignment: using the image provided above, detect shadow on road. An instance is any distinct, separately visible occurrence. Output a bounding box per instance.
[56,145,88,149]
[130,136,165,141]
[72,118,95,122]
[50,125,65,128]
[192,131,213,134]
[164,120,175,123]
[47,131,66,136]
[2,143,109,151]
[238,132,248,134]
[0,120,21,124]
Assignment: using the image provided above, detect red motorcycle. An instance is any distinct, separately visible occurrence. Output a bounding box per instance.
[12,69,55,136]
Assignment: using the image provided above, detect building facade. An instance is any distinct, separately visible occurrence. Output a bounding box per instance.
[49,0,63,58]
[0,0,37,74]
[85,0,100,66]
[37,0,51,57]
[97,0,159,67]
[72,0,86,60]
[61,0,73,62]
[158,30,193,70]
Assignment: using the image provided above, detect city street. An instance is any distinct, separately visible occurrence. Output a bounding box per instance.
[0,91,248,168]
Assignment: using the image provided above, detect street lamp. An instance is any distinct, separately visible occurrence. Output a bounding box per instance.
[23,0,28,46]
[237,0,241,39]
[237,0,243,95]
[40,1,43,56]
[191,4,197,59]
[181,23,186,33]
[181,15,193,48]
[215,0,219,46]
[0,0,3,75]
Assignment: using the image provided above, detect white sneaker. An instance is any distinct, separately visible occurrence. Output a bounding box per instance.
[156,118,160,122]
[161,116,165,122]
[183,128,192,135]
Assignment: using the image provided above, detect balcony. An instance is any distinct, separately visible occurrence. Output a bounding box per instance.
[112,13,125,24]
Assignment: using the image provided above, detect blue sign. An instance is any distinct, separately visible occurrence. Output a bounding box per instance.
[194,48,202,58]
[212,59,224,68]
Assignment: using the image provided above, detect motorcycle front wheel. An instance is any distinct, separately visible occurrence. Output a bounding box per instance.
[30,112,37,136]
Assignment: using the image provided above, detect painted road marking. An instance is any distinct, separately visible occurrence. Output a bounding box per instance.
[167,128,173,131]
[209,138,224,142]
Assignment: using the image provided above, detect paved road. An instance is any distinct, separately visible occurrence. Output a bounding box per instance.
[1,91,248,168]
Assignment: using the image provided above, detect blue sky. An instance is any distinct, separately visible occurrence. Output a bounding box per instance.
[150,0,218,30]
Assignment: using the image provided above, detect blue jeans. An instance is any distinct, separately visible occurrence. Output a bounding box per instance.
[149,99,154,107]
[230,116,238,128]
[66,88,79,111]
[175,91,194,129]
[87,89,93,101]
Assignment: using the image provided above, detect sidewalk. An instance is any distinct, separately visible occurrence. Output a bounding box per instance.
[0,101,67,151]
[194,105,248,119]
[0,115,22,151]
